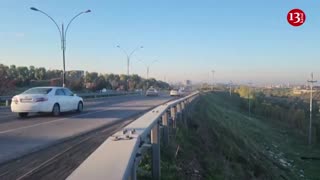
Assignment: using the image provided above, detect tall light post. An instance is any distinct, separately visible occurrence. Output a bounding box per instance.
[138,59,158,90]
[30,7,91,87]
[229,81,233,97]
[211,70,215,91]
[138,59,158,79]
[117,45,143,76]
[248,82,252,118]
[308,73,317,145]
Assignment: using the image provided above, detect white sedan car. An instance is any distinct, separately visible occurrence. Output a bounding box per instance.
[146,88,159,96]
[170,89,180,96]
[11,87,84,118]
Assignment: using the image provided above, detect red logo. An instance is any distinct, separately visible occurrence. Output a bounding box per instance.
[287,9,306,27]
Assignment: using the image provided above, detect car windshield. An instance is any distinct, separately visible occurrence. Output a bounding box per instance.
[22,88,52,95]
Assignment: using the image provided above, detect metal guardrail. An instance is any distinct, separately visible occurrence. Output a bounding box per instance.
[0,91,140,107]
[0,96,12,107]
[67,91,200,180]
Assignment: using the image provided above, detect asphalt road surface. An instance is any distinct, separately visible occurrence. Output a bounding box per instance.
[0,94,173,164]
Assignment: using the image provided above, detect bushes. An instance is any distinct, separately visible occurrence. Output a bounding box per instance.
[237,91,310,133]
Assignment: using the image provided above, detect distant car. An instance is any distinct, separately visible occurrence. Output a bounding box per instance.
[170,89,180,96]
[11,87,84,118]
[146,88,159,96]
[101,88,113,93]
[178,89,186,96]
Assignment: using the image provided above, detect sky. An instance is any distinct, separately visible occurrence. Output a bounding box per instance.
[1,0,320,85]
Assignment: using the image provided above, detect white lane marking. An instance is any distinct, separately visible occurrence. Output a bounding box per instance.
[0,109,109,134]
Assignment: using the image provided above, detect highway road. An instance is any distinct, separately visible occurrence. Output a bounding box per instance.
[0,94,173,165]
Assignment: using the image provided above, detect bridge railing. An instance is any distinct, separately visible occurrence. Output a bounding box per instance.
[67,91,200,180]
[0,91,140,107]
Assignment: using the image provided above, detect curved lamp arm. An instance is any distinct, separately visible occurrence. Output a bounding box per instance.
[137,59,148,68]
[150,59,158,66]
[117,45,129,59]
[65,10,91,44]
[129,46,143,58]
[30,7,63,47]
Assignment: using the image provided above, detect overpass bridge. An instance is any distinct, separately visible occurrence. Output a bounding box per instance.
[0,91,199,180]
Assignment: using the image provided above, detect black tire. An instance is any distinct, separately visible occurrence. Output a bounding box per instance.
[77,101,83,113]
[18,113,28,118]
[52,104,60,116]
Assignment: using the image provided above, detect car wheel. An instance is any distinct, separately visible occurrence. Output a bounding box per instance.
[77,102,83,113]
[52,104,60,116]
[18,113,28,118]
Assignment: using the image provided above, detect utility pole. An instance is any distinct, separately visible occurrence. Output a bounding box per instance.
[248,82,252,118]
[229,81,233,97]
[308,73,317,145]
[211,70,215,91]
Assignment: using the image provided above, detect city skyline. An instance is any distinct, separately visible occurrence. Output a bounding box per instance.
[1,0,320,84]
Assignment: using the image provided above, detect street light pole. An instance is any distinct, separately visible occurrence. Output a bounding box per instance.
[211,70,215,91]
[117,46,143,76]
[30,7,91,87]
[248,82,252,118]
[138,59,158,79]
[62,23,66,87]
[308,73,317,145]
[138,59,158,90]
[229,81,233,97]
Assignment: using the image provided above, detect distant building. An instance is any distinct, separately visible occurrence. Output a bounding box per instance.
[184,80,192,86]
[183,80,192,91]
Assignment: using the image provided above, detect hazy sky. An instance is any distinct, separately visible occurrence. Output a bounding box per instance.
[1,0,320,85]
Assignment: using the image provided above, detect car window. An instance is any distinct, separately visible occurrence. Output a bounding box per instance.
[63,88,74,96]
[55,89,65,96]
[22,88,52,94]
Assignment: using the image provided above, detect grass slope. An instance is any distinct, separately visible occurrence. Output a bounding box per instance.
[160,92,320,180]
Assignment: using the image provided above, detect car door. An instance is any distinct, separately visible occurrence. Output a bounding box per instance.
[55,88,68,112]
[63,88,77,111]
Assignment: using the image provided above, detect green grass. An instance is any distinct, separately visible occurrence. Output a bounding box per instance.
[159,92,320,180]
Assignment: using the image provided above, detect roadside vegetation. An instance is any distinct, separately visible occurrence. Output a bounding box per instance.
[0,63,170,96]
[159,92,320,180]
[235,86,320,141]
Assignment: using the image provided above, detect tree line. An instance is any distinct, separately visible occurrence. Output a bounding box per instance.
[0,64,170,95]
[235,86,319,135]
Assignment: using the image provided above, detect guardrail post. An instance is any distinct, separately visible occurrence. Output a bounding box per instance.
[5,100,9,107]
[176,103,182,121]
[181,101,185,111]
[170,106,177,129]
[181,101,186,123]
[130,159,137,180]
[151,122,160,180]
[185,99,190,119]
[162,112,169,146]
